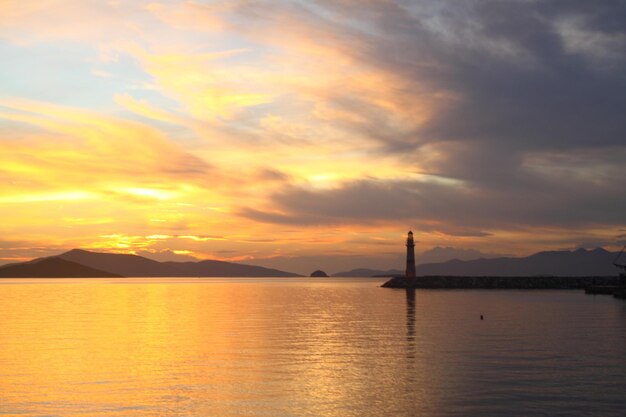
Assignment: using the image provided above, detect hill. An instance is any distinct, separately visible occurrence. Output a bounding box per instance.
[0,257,121,278]
[59,249,184,277]
[414,248,620,277]
[163,260,301,277]
[57,249,301,277]
[333,268,403,277]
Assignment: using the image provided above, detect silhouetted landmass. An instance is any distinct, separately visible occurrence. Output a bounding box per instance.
[333,268,403,277]
[310,270,328,277]
[0,257,121,278]
[417,246,504,264]
[383,248,626,289]
[347,248,622,282]
[413,248,619,277]
[59,249,183,277]
[162,260,301,277]
[2,248,620,279]
[330,249,619,277]
[56,249,301,277]
[0,249,301,278]
[382,275,621,289]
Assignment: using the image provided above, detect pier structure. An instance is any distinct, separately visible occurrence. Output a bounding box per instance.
[405,231,416,280]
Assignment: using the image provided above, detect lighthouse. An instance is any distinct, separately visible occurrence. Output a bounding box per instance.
[405,231,416,279]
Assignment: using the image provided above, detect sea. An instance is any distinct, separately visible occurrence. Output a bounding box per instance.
[0,277,625,417]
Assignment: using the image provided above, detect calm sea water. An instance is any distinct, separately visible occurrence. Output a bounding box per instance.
[0,278,625,417]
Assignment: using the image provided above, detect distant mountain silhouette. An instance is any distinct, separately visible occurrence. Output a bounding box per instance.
[0,257,121,278]
[52,249,300,277]
[59,249,183,277]
[417,246,504,264]
[414,248,620,276]
[162,260,301,277]
[1,248,618,278]
[333,268,403,277]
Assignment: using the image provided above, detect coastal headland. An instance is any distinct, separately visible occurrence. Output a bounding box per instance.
[384,231,626,293]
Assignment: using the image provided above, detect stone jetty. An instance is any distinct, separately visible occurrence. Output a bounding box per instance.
[382,275,621,290]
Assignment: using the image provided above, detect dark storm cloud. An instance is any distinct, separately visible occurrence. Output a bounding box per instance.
[418,6,626,149]
[240,170,626,231]
[333,0,626,151]
[236,0,626,230]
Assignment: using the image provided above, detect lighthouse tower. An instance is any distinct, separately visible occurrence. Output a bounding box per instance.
[405,231,416,279]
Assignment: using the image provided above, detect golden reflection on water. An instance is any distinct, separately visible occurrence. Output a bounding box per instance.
[2,279,625,417]
[0,279,437,416]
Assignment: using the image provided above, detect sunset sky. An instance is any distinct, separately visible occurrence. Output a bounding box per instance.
[1,1,625,273]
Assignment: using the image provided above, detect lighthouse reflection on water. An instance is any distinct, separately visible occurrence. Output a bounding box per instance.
[404,231,417,360]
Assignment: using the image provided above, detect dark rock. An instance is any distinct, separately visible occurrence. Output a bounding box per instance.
[310,270,329,277]
[381,276,410,288]
[614,290,626,299]
[585,286,619,295]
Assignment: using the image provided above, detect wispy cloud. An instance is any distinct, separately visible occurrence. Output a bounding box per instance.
[1,0,625,267]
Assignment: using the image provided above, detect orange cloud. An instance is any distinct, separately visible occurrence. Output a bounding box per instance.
[0,98,212,189]
[114,93,183,125]
[0,1,145,44]
[127,46,274,121]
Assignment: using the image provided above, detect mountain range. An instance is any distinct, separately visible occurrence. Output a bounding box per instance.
[333,248,623,277]
[333,268,403,277]
[0,249,301,278]
[0,256,122,278]
[0,248,622,278]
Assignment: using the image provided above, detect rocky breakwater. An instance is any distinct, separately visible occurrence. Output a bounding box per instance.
[382,275,621,289]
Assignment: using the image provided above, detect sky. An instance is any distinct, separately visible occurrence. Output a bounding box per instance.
[1,0,625,274]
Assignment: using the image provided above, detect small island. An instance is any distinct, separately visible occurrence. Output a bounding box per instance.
[310,270,329,277]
